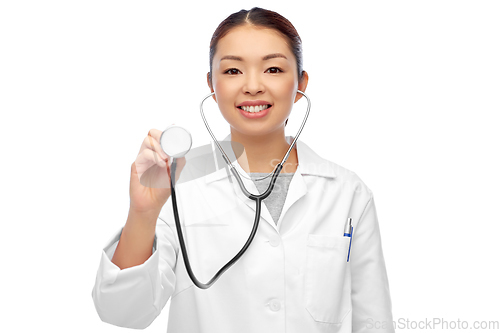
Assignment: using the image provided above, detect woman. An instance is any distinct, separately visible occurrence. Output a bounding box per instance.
[92,7,395,333]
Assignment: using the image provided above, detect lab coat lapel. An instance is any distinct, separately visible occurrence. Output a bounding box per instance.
[230,161,277,230]
[201,134,276,229]
[203,133,332,231]
[276,164,307,228]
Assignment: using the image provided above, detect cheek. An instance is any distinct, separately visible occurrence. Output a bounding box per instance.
[213,82,228,105]
[271,74,296,96]
[274,80,297,106]
[214,80,225,95]
[213,81,236,118]
[214,80,236,101]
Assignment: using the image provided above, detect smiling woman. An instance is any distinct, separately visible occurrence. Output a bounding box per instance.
[207,21,308,173]
[92,6,395,333]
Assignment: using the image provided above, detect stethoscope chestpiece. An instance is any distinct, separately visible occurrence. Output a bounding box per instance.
[160,125,193,158]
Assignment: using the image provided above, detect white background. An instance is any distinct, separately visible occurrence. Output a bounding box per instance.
[1,0,499,332]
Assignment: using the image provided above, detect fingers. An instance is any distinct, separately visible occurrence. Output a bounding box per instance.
[134,147,171,189]
[141,148,168,169]
[132,127,188,190]
[148,132,159,165]
[138,129,169,163]
[147,129,163,143]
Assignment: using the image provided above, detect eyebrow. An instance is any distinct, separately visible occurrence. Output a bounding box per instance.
[219,53,288,63]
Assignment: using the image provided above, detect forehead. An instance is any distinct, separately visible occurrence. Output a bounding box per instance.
[215,25,293,59]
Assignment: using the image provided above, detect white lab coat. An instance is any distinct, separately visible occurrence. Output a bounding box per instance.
[92,134,395,333]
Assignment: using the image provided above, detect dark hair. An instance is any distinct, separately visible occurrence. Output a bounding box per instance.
[208,7,304,87]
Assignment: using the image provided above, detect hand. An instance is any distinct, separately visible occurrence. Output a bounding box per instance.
[129,128,186,215]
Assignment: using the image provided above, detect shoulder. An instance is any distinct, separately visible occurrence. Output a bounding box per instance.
[333,161,372,194]
[332,161,374,203]
[298,139,373,197]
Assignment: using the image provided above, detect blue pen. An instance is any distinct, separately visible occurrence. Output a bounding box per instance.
[343,217,353,262]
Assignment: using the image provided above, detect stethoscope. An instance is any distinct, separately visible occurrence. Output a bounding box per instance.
[159,90,311,289]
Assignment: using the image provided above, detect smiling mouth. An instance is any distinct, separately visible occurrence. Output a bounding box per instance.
[237,104,272,113]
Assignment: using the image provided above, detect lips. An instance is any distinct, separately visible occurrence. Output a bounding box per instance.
[236,100,272,107]
[236,100,272,114]
[237,104,272,119]
[235,100,273,119]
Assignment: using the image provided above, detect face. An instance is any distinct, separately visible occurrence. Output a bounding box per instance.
[208,24,308,137]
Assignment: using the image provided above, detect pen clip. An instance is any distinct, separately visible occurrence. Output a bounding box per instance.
[343,217,352,237]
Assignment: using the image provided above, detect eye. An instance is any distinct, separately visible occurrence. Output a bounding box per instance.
[224,68,241,75]
[266,67,283,74]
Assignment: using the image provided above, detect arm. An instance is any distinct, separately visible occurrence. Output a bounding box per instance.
[351,193,395,333]
[111,209,158,270]
[91,206,178,329]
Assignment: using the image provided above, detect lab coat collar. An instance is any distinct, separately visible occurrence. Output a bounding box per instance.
[203,133,337,230]
[204,133,337,184]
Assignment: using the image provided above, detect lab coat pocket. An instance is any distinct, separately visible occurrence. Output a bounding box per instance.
[173,208,236,294]
[305,234,351,324]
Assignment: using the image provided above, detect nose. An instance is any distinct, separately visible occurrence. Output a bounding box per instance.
[243,71,264,95]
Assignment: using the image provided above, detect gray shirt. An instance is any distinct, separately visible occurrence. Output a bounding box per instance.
[249,172,295,225]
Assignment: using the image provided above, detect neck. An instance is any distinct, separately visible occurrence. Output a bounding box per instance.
[229,127,298,174]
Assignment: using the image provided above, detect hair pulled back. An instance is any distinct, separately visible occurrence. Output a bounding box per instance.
[208,7,304,87]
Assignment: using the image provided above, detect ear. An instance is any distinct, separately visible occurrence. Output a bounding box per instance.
[207,72,217,102]
[294,70,309,103]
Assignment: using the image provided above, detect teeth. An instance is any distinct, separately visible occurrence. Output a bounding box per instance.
[240,105,270,113]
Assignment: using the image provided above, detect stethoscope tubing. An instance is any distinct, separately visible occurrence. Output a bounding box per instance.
[170,161,283,289]
[200,90,310,181]
[170,90,310,289]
